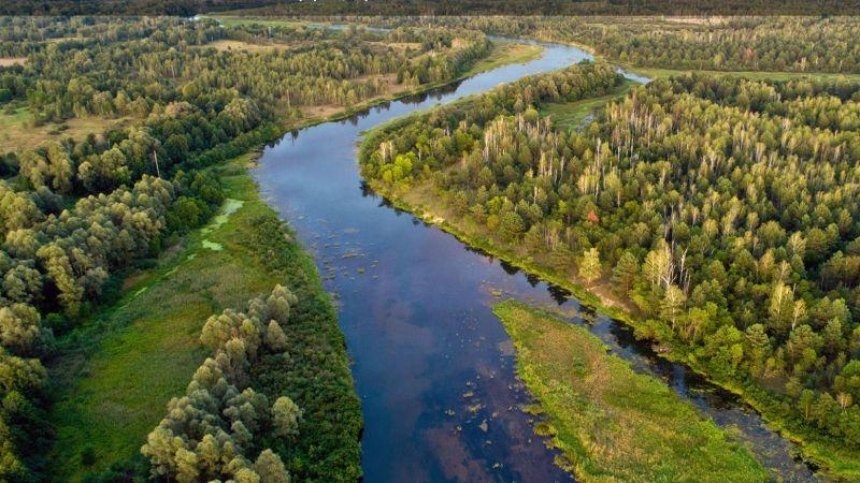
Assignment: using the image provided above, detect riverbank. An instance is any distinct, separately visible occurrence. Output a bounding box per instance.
[46,38,543,481]
[493,300,768,482]
[285,39,543,130]
[48,153,361,481]
[623,65,860,82]
[360,155,859,481]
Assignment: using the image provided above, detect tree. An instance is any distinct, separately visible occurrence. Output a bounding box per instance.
[578,247,602,287]
[837,392,854,411]
[254,449,289,483]
[499,209,526,240]
[643,242,672,292]
[767,281,794,335]
[660,284,687,331]
[744,323,772,378]
[0,304,47,357]
[264,321,287,351]
[612,251,639,295]
[271,396,302,439]
[836,360,860,402]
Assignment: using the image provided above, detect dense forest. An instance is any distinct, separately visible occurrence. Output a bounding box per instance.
[2,0,855,16]
[5,12,860,482]
[141,279,361,482]
[367,16,860,74]
[361,63,860,462]
[0,16,493,480]
[0,16,489,126]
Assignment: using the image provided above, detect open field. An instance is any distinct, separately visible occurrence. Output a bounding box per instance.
[540,79,636,132]
[0,57,27,66]
[465,41,542,74]
[0,106,131,153]
[493,300,768,482]
[199,39,294,52]
[628,66,860,82]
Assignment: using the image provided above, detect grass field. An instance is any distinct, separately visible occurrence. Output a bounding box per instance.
[627,66,860,82]
[0,57,26,66]
[540,79,636,132]
[493,300,769,482]
[198,39,294,52]
[0,106,131,153]
[48,154,304,480]
[210,15,320,29]
[467,41,543,75]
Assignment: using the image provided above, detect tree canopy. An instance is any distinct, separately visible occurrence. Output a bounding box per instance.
[361,64,860,450]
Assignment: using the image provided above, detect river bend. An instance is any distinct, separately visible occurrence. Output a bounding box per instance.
[254,40,814,482]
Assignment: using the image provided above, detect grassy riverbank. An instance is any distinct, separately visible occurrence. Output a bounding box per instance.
[366,175,860,481]
[46,38,543,481]
[359,82,860,478]
[48,154,361,481]
[493,300,768,482]
[623,65,860,82]
[468,41,543,74]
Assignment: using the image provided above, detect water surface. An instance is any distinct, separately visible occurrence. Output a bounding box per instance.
[254,41,814,482]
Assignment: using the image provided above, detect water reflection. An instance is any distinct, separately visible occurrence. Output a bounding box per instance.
[546,284,571,306]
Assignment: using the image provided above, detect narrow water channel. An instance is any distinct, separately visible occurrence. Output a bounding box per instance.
[253,41,815,482]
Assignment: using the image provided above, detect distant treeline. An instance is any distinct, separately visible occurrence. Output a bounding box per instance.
[369,16,860,74]
[1,0,858,16]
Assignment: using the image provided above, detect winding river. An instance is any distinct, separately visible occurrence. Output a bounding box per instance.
[253,40,815,482]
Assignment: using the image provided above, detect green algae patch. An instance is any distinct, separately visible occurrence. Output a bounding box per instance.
[201,239,224,251]
[201,198,244,235]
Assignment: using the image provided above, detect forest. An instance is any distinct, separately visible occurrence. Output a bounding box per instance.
[365,16,860,74]
[2,0,855,16]
[0,15,495,481]
[4,11,860,483]
[361,62,860,473]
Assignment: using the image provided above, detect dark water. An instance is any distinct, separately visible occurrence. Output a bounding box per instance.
[254,42,815,482]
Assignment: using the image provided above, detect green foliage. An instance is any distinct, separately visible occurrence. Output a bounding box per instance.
[360,63,860,474]
[374,16,860,74]
[0,16,489,478]
[141,285,299,482]
[578,247,602,285]
[493,300,768,481]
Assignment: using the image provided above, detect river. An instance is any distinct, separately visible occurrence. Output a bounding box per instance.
[253,40,815,482]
